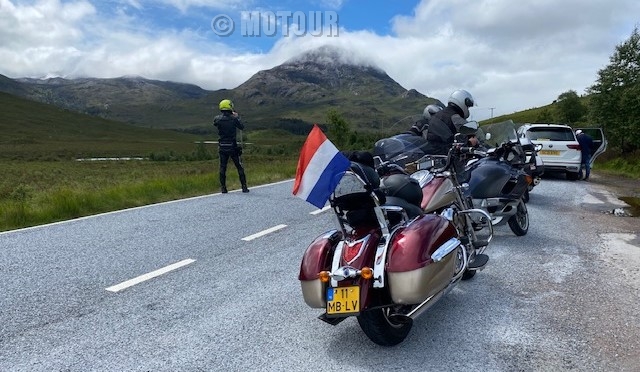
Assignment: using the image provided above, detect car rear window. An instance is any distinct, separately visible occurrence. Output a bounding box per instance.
[527,127,575,141]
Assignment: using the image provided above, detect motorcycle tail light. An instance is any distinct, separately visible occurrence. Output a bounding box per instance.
[342,239,366,263]
[525,175,533,185]
[319,271,331,283]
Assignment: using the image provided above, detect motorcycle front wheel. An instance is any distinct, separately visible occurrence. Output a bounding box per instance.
[357,307,413,346]
[507,199,529,236]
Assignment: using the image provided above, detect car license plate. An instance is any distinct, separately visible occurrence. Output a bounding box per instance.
[540,150,560,156]
[326,286,360,316]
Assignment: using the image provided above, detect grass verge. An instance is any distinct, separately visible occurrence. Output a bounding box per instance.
[0,156,298,232]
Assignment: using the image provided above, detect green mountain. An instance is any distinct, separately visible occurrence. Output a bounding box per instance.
[0,91,203,160]
[0,46,440,132]
[9,75,210,129]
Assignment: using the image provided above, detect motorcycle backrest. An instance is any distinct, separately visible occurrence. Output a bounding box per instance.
[331,170,383,228]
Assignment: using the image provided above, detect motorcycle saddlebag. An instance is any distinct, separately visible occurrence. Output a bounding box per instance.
[386,214,460,304]
[298,230,342,308]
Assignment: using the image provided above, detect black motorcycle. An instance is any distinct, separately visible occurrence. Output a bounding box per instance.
[465,121,532,236]
[518,136,544,201]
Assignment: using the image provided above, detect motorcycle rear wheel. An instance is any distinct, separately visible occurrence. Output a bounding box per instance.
[507,199,529,236]
[357,307,413,346]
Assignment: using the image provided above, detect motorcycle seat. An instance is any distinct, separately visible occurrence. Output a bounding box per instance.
[383,196,423,219]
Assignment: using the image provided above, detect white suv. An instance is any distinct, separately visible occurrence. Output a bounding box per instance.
[517,123,607,180]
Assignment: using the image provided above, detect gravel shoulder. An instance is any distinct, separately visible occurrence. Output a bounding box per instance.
[589,171,640,199]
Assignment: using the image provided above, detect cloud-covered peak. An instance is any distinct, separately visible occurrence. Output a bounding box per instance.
[284,44,382,71]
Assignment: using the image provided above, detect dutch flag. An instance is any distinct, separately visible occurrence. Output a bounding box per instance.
[292,125,351,208]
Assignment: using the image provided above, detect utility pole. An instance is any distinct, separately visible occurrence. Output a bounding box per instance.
[489,107,495,119]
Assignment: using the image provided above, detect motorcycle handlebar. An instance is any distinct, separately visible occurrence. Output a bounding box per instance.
[429,144,487,174]
[458,146,487,157]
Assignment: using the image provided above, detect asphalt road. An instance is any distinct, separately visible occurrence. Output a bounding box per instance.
[1,177,638,371]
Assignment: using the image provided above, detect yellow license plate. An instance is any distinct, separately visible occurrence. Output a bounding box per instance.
[326,286,360,316]
[540,150,560,156]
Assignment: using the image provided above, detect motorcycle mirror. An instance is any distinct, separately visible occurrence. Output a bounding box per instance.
[459,121,479,136]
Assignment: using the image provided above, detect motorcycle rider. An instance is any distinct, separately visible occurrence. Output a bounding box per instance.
[407,104,444,137]
[214,99,249,193]
[425,89,476,155]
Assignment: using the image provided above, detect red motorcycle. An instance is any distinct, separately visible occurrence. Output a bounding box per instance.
[298,134,493,346]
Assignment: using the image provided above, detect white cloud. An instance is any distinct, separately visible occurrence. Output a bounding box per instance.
[0,0,95,46]
[1,0,639,121]
[153,0,248,12]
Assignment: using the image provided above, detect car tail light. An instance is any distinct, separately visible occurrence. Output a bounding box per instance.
[567,144,581,150]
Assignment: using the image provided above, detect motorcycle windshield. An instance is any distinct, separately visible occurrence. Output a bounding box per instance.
[373,133,429,166]
[480,120,519,149]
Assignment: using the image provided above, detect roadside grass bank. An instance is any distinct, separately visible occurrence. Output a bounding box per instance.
[595,155,640,179]
[0,156,298,232]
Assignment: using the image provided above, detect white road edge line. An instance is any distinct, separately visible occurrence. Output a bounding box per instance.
[310,206,331,215]
[0,179,295,236]
[105,258,196,293]
[242,224,287,241]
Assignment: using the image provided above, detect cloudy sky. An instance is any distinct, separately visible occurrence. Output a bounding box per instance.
[1,0,639,121]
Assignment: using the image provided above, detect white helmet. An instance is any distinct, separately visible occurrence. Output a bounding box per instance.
[422,104,443,120]
[448,89,474,119]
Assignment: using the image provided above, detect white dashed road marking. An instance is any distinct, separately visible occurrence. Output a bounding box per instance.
[106,259,196,292]
[310,206,331,215]
[242,224,287,241]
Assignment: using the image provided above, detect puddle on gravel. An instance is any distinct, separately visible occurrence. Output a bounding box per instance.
[607,196,640,217]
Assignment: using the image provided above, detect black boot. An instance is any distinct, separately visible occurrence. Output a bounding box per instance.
[220,171,227,193]
[240,173,249,193]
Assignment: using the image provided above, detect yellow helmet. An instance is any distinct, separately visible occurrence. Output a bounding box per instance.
[219,99,234,111]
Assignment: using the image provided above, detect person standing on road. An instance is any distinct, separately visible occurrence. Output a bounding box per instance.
[214,99,249,193]
[576,129,594,181]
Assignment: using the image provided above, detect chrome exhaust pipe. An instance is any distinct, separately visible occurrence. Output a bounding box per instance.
[405,280,458,320]
[390,243,470,322]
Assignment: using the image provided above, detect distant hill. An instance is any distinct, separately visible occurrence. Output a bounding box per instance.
[0,46,440,133]
[0,91,203,160]
[5,75,211,129]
